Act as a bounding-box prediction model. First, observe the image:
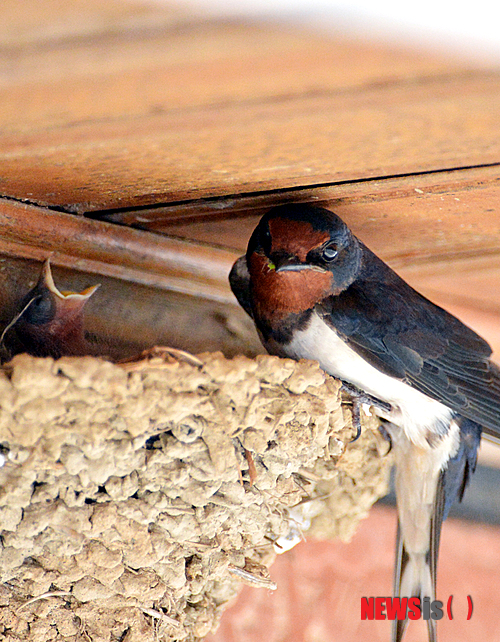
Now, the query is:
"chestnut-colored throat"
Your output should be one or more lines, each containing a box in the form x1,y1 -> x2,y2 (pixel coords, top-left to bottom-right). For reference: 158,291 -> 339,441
249,252 -> 333,325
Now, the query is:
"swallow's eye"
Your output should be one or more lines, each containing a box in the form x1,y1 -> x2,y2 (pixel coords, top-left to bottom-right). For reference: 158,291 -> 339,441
322,243 -> 338,261
24,295 -> 53,325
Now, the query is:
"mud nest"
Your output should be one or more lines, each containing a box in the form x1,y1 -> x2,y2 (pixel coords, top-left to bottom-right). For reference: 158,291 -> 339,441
0,350 -> 391,642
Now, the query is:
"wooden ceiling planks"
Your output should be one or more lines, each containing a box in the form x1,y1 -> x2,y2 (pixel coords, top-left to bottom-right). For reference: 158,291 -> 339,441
1,24 -> 472,138
0,1 -> 499,212
1,73 -> 499,211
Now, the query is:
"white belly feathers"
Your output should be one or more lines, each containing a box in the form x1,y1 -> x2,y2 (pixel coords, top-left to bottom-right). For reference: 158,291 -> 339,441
285,312 -> 454,450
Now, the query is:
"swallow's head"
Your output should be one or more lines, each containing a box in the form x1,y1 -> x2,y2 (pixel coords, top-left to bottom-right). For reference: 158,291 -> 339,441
3,259 -> 100,357
21,259 -> 98,324
246,204 -> 362,320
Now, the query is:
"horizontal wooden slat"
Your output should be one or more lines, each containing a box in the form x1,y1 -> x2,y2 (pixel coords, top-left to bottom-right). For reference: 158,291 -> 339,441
0,255 -> 262,360
124,167 -> 500,264
100,164 -> 500,228
2,188 -> 500,357
1,73 -> 499,211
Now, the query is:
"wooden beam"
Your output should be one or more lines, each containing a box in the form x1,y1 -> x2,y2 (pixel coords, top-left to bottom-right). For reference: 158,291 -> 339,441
0,199 -> 236,302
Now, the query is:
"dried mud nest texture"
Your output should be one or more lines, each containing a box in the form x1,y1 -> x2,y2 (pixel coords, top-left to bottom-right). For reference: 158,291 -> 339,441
0,351 -> 391,642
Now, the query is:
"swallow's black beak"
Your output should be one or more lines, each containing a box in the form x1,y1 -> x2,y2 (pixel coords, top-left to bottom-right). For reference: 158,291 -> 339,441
276,263 -> 309,272
270,253 -> 308,272
271,253 -> 326,273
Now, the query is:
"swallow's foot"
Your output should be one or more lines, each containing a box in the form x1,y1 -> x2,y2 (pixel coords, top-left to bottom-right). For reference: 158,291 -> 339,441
350,399 -> 362,442
340,381 -> 392,443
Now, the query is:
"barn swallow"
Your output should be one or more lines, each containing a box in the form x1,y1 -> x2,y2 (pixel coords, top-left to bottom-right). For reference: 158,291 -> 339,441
229,203 -> 498,642
1,259 -> 100,358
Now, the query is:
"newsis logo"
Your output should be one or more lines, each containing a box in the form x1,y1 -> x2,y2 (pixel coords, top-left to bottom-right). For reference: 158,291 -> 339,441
361,596 -> 473,621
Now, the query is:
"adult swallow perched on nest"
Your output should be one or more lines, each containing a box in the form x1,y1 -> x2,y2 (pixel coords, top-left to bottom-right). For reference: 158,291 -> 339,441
1,259 -> 100,359
229,203 -> 497,641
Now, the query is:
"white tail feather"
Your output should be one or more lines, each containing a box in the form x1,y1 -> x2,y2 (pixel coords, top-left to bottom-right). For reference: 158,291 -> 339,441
400,552 -> 434,601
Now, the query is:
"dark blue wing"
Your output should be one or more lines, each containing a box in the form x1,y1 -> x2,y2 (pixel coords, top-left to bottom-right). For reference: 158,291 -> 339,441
319,244 -> 500,437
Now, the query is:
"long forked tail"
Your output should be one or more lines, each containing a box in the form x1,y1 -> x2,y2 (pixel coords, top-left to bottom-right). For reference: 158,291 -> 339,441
392,518 -> 439,642
392,417 -> 481,642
